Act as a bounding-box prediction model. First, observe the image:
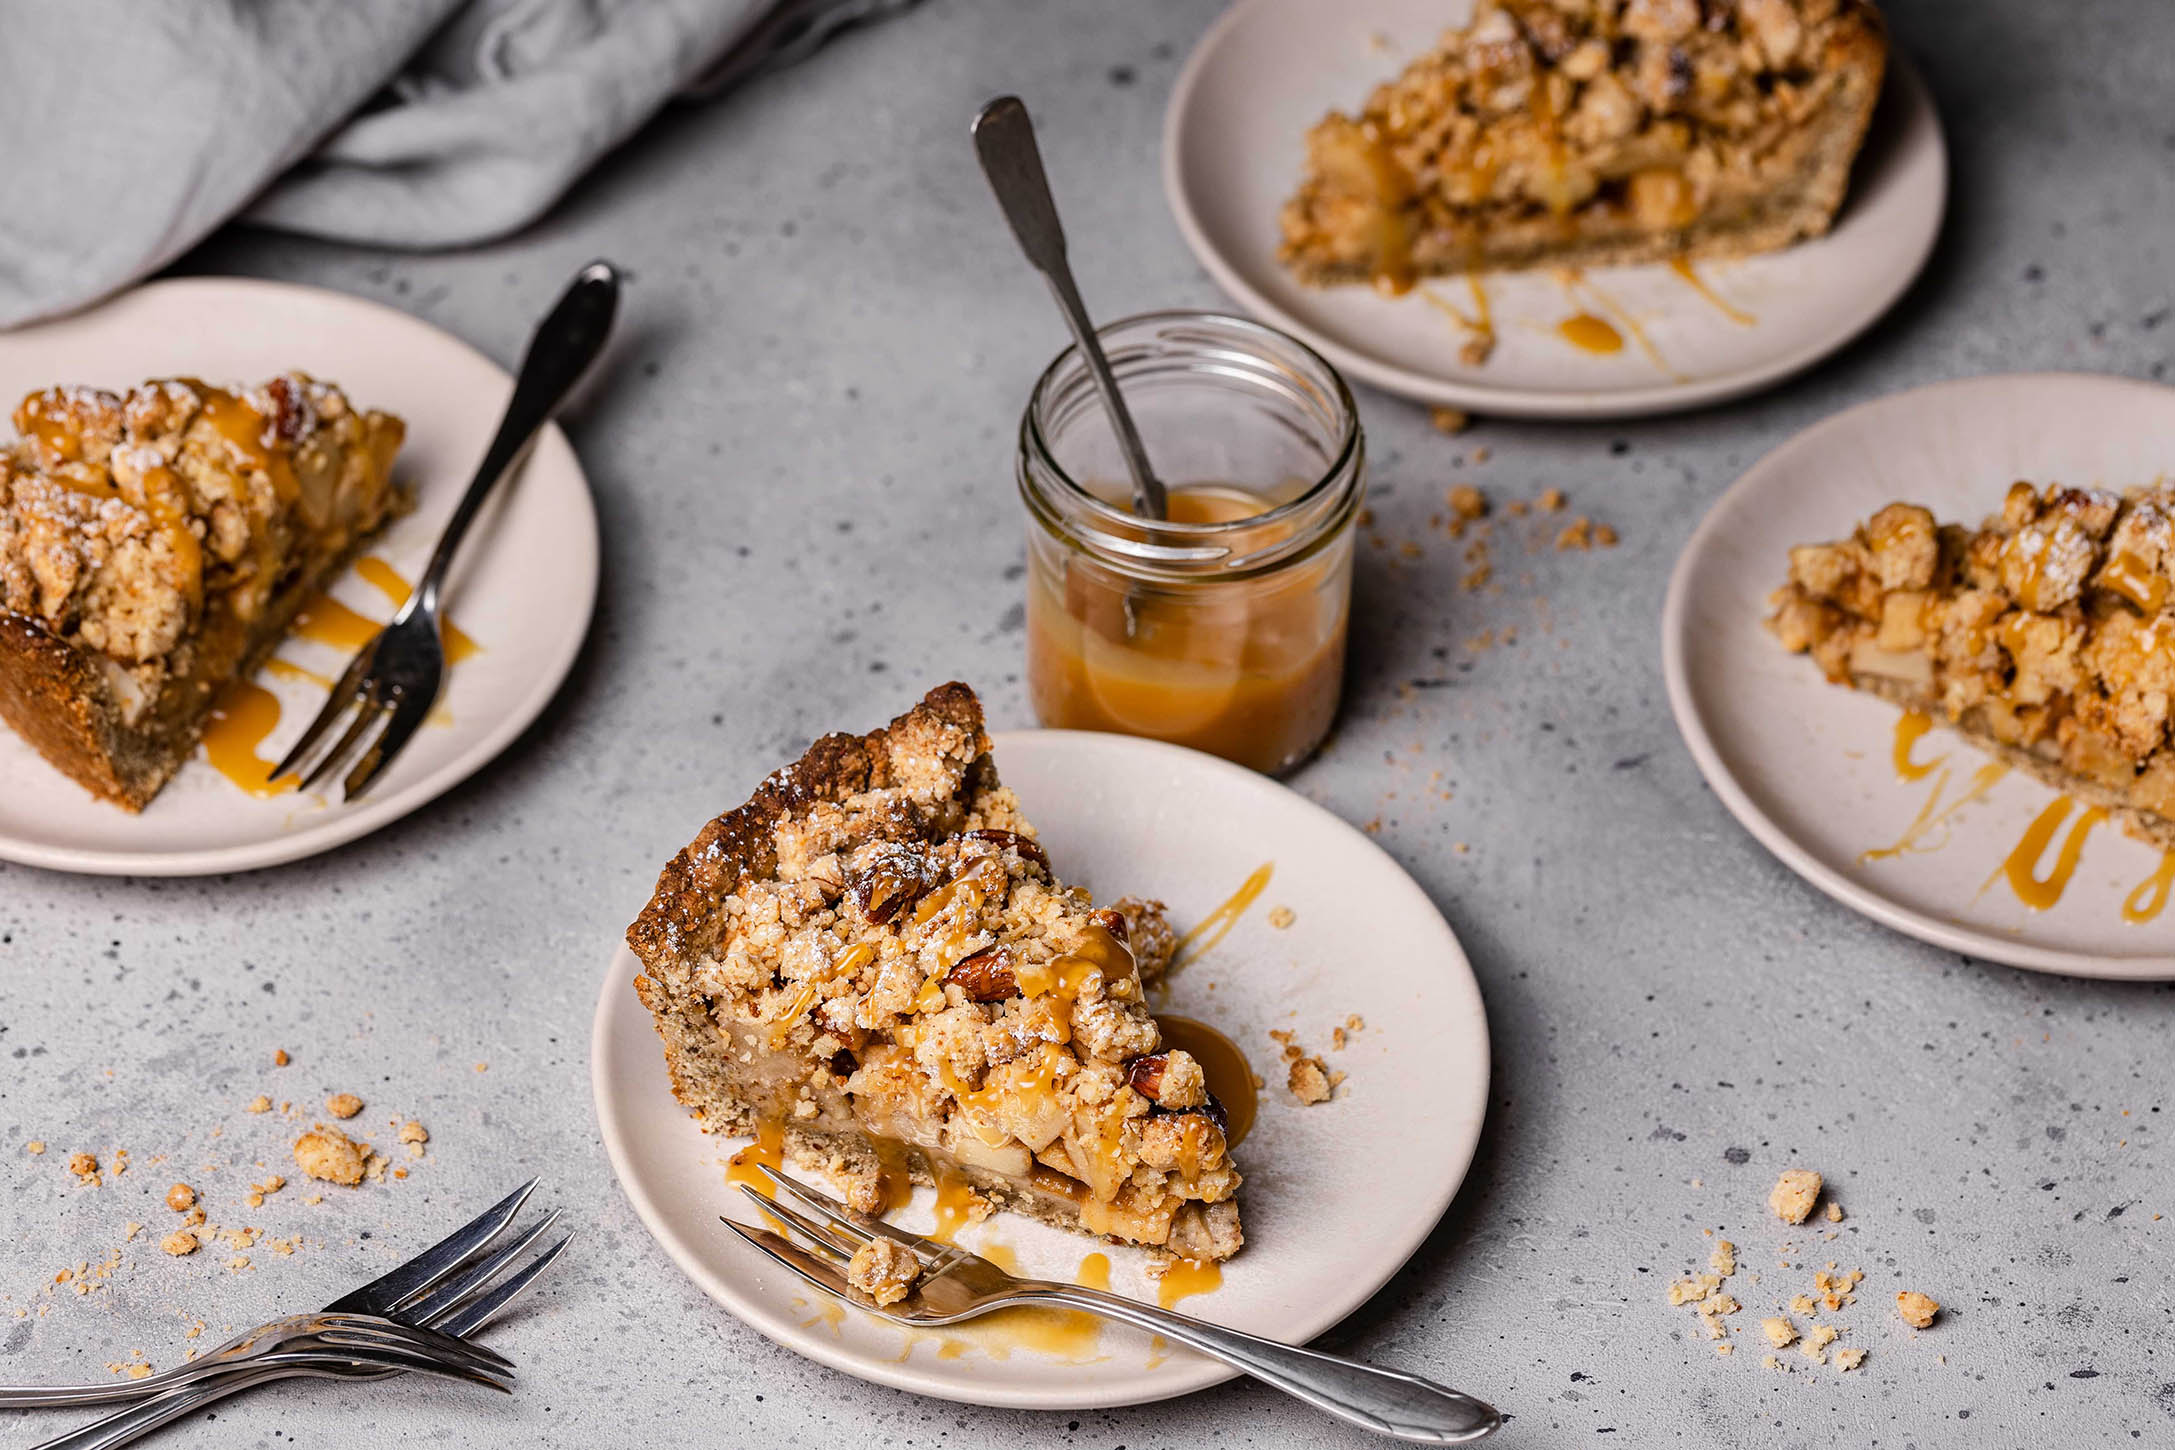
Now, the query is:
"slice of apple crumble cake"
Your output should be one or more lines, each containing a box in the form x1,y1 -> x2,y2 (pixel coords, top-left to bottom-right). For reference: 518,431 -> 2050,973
1769,483 -> 2175,848
627,683 -> 1244,1260
0,375 -> 405,809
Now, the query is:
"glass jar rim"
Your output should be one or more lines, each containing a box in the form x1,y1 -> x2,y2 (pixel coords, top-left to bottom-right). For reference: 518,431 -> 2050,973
1019,309 -> 1363,562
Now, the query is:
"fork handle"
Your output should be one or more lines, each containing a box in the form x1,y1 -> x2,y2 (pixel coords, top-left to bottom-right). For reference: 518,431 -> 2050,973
30,1367 -> 296,1450
407,260 -> 620,620
1016,1284 -> 1500,1444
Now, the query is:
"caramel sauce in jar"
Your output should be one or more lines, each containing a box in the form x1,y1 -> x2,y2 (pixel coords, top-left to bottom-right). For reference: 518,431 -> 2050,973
1018,313 -> 1364,776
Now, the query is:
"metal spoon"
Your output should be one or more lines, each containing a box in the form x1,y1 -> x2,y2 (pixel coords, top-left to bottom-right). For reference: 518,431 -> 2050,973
972,95 -> 1167,521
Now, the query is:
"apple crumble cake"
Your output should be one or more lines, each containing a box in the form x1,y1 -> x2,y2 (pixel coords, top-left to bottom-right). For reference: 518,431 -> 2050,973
628,683 -> 1245,1261
1769,483 -> 2175,849
0,375 -> 405,808
1279,0 -> 1888,292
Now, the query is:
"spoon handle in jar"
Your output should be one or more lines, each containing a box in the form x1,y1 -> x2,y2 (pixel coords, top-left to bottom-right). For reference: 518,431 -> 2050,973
971,94 -> 1167,520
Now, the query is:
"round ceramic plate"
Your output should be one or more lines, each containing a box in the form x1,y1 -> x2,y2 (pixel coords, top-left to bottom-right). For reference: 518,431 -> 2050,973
1664,373 -> 2175,979
0,278 -> 599,876
1164,0 -> 1948,419
592,728 -> 1492,1409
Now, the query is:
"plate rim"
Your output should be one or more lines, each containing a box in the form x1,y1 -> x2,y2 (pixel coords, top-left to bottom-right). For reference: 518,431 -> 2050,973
590,726 -> 1493,1409
1161,0 -> 1950,420
1661,368 -> 2175,980
0,275 -> 600,878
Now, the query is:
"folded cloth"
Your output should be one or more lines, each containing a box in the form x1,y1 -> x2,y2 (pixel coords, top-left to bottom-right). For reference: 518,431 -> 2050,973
0,0 -> 911,328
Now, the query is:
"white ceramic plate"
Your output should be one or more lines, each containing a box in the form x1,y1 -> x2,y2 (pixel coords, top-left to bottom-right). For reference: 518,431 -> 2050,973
592,728 -> 1492,1409
1664,373 -> 2175,979
1164,0 -> 1948,419
0,278 -> 599,876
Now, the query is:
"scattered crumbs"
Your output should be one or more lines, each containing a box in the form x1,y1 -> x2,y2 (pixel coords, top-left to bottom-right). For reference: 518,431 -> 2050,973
160,1231 -> 199,1257
1834,1347 -> 1867,1372
165,1184 -> 196,1212
1429,405 -> 1470,434
474,1062 -> 488,1073
325,1093 -> 364,1120
1825,1200 -> 1844,1223
1537,487 -> 1566,512
1505,498 -> 1527,516
1801,1323 -> 1839,1365
1472,446 -> 1491,464
67,1152 -> 101,1187
273,1049 -> 291,1067
245,1096 -> 272,1114
1266,905 -> 1295,930
293,1126 -> 369,1187
25,1141 -> 45,1155
123,1222 -> 143,1242
127,1361 -> 152,1380
1447,484 -> 1488,520
1769,1168 -> 1822,1225
1761,1354 -> 1783,1371
1709,1240 -> 1735,1277
227,1257 -> 251,1273
1790,1293 -> 1818,1316
1594,523 -> 1619,548
109,1148 -> 129,1178
1453,841 -> 1470,854
1761,1317 -> 1798,1349
1556,516 -> 1595,550
1896,1291 -> 1940,1329
1714,1342 -> 1734,1356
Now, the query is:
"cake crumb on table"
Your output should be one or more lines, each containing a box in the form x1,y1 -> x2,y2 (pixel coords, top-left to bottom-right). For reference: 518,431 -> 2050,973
325,1093 -> 363,1120
1710,1239 -> 1736,1276
165,1184 -> 195,1212
1447,484 -> 1488,520
293,1125 -> 369,1187
1429,405 -> 1470,434
273,1049 -> 290,1067
67,1153 -> 100,1187
160,1231 -> 199,1257
1896,1291 -> 1940,1328
245,1096 -> 271,1114
1761,1316 -> 1798,1348
846,1238 -> 922,1307
1834,1347 -> 1867,1372
1266,905 -> 1295,930
1825,1200 -> 1844,1222
1537,487 -> 1566,512
25,1141 -> 45,1155
1769,1168 -> 1822,1224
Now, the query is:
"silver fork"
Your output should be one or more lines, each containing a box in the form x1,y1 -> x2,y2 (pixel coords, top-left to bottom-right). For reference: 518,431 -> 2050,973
270,261 -> 620,802
23,1179 -> 572,1449
726,1165 -> 1501,1444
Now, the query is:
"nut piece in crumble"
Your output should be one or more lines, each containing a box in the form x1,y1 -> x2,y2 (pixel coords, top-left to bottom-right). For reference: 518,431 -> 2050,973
1895,1290 -> 1939,1328
293,1125 -> 369,1186
1768,1167 -> 1821,1224
626,684 -> 1246,1261
1280,0 -> 1887,292
846,1238 -> 922,1306
1769,483 -> 2175,849
0,375 -> 405,810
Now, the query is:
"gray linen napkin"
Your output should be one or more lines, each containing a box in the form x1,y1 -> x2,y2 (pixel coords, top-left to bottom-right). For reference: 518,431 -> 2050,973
0,0 -> 908,328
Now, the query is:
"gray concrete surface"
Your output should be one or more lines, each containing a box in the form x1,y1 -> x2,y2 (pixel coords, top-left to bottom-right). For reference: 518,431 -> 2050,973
4,0 -> 2171,1444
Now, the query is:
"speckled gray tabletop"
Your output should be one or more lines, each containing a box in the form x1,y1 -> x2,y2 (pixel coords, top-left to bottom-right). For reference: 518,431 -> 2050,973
3,0 -> 2170,1444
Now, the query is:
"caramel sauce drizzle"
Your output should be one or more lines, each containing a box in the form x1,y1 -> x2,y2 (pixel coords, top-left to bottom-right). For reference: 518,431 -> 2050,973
2123,851 -> 2175,925
1552,269 -> 1682,378
199,682 -> 299,798
1169,862 -> 1274,973
1154,1015 -> 1258,1148
1420,277 -> 1496,361
1986,796 -> 2107,912
1155,1256 -> 1223,1309
1891,710 -> 1944,783
1556,313 -> 1624,355
1860,761 -> 2009,864
1668,258 -> 1756,326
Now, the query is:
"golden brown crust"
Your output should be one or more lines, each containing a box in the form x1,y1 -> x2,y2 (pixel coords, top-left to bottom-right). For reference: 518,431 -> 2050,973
0,610 -> 139,808
627,681 -> 987,977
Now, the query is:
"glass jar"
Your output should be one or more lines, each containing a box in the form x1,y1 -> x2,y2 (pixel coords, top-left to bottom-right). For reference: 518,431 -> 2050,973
1017,312 -> 1365,775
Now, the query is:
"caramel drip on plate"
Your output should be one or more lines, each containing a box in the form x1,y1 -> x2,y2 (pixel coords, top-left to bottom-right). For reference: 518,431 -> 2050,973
1155,1256 -> 1223,1309
201,681 -> 299,797
1556,313 -> 1624,354
922,1249 -> 1111,1363
1986,796 -> 2107,912
261,657 -> 333,690
2123,851 -> 2175,925
291,593 -> 384,653
928,1165 -> 980,1244
1169,862 -> 1274,972
725,1120 -> 784,1190
1420,277 -> 1495,360
1860,761 -> 2009,864
1154,1015 -> 1258,1148
1891,710 -> 1944,783
355,557 -> 483,663
1668,258 -> 1756,326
